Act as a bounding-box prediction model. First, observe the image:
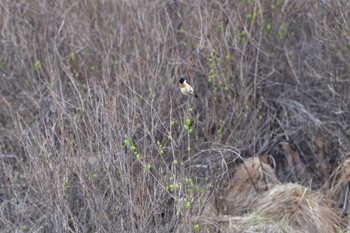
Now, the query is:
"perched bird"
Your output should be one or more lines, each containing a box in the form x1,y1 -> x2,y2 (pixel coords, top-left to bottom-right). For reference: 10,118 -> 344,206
178,77 -> 198,98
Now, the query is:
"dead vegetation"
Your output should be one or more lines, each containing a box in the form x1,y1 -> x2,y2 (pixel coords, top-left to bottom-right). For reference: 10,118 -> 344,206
1,0 -> 350,232
200,157 -> 279,219
193,162 -> 343,233
251,184 -> 342,233
324,156 -> 350,226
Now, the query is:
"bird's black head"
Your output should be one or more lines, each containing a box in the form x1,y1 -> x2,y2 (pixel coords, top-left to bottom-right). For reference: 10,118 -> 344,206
179,77 -> 185,84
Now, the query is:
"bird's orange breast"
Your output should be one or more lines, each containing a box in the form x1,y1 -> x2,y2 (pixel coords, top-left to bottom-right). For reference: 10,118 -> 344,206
179,83 -> 186,88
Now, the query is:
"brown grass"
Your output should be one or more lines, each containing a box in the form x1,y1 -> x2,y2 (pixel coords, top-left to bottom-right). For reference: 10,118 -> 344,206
323,156 -> 350,226
252,184 -> 342,233
222,157 -> 279,215
194,184 -> 342,233
200,157 -> 279,218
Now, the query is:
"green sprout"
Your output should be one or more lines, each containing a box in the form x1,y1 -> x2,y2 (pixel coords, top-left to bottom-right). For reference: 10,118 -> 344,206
315,163 -> 320,170
167,184 -> 174,191
240,30 -> 246,43
208,52 -> 215,82
336,50 -> 343,57
185,201 -> 191,210
123,139 -> 131,147
82,83 -> 87,92
247,13 -> 253,20
156,140 -> 164,155
217,129 -> 223,137
34,60 -> 41,69
278,23 -> 287,39
135,153 -> 141,160
21,225 -> 29,232
185,177 -> 193,184
210,50 -> 215,57
70,52 -> 76,61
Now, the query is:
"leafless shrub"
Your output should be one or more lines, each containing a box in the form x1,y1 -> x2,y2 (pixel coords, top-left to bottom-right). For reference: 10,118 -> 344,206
1,0 -> 350,232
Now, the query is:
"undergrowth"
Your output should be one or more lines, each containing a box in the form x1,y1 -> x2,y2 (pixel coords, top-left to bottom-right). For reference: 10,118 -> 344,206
1,0 -> 350,232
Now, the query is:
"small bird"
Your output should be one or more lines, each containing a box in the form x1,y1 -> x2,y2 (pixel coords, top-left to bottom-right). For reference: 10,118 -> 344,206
179,77 -> 198,98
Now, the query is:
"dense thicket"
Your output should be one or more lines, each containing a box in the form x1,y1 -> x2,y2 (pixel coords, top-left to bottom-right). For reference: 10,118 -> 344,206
1,0 -> 350,232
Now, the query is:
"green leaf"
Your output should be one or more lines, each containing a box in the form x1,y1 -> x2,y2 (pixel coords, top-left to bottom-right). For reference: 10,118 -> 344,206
34,60 -> 41,69
70,52 -> 76,61
185,201 -> 191,209
123,139 -> 131,147
168,184 -> 174,191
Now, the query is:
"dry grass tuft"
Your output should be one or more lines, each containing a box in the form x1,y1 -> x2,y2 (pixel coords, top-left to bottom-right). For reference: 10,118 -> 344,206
251,183 -> 341,233
192,215 -> 305,233
222,157 -> 280,215
194,183 -> 342,233
201,157 -> 279,218
323,156 -> 350,220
